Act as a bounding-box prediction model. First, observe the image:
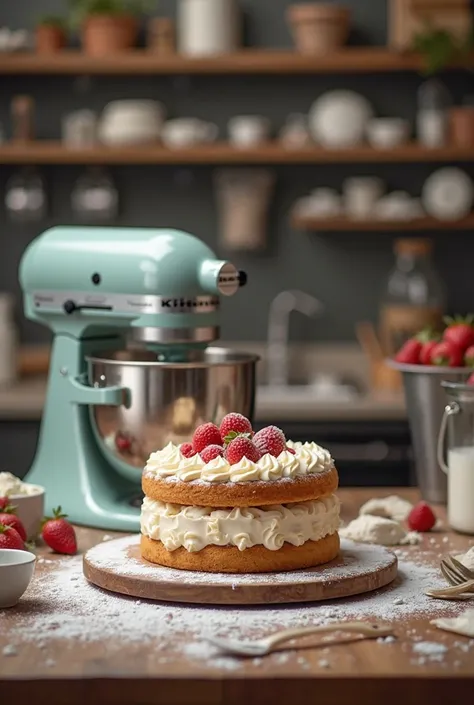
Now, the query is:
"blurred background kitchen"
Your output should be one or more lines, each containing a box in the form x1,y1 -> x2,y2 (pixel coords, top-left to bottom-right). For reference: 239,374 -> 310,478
1,0 -> 474,487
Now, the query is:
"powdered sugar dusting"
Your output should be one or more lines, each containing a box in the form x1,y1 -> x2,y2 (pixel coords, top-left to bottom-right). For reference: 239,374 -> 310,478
85,534 -> 394,589
0,535 -> 463,674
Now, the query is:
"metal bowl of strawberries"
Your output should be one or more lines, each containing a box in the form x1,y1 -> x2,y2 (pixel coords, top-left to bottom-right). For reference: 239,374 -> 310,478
388,315 -> 474,504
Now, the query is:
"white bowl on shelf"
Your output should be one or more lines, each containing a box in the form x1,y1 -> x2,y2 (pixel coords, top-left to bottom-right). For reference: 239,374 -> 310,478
366,118 -> 410,149
98,100 -> 165,146
422,168 -> 474,221
0,549 -> 36,608
309,90 -> 373,148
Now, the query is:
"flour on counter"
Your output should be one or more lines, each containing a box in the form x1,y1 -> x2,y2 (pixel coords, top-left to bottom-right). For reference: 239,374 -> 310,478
359,496 -> 413,523
339,515 -> 421,547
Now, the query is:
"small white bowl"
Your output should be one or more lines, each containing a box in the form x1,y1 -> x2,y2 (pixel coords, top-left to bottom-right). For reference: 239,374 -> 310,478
8,489 -> 45,541
0,549 -> 36,608
366,118 -> 410,149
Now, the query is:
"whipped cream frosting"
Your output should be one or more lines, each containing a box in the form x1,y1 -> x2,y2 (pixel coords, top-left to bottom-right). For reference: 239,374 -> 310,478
141,494 -> 340,552
144,440 -> 334,484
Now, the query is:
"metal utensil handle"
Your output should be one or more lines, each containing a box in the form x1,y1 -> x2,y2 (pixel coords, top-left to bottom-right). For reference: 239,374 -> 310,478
437,401 -> 460,474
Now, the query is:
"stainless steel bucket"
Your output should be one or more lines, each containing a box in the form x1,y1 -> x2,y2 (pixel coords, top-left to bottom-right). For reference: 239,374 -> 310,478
390,361 -> 471,504
86,347 -> 259,483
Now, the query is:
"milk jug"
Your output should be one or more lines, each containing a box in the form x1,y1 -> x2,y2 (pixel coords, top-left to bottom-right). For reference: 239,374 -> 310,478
438,382 -> 474,534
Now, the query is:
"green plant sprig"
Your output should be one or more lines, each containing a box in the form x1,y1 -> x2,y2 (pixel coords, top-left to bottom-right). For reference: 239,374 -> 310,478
68,0 -> 155,27
413,25 -> 473,76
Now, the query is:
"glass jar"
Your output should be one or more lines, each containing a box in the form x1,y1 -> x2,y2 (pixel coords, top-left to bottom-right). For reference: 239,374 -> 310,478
438,382 -> 474,534
417,78 -> 452,148
380,238 -> 445,355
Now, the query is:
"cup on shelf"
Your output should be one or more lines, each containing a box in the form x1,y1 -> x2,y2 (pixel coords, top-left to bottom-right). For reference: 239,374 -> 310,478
98,100 -> 165,146
162,118 -> 218,148
228,115 -> 271,148
366,117 -> 410,149
449,106 -> 474,148
343,177 -> 385,220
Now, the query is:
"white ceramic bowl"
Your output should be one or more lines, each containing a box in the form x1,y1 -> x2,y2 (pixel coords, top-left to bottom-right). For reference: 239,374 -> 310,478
309,90 -> 373,148
0,549 -> 36,608
366,117 -> 410,149
8,488 -> 45,541
99,100 -> 165,146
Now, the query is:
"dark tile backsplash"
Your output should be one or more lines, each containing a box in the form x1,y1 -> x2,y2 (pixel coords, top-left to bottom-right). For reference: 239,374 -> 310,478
2,0 -> 474,345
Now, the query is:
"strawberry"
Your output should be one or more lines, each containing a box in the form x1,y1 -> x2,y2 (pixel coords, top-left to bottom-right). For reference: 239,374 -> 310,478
253,425 -> 286,457
443,315 -> 474,352
465,345 -> 474,366
219,413 -> 253,444
394,338 -> 422,365
115,432 -> 132,453
430,340 -> 464,367
0,497 -> 10,511
0,512 -> 26,541
180,442 -> 196,458
468,372 -> 474,385
192,423 -> 222,453
200,444 -> 224,463
0,523 -> 25,550
225,437 -> 261,464
415,328 -> 441,366
42,507 -> 77,555
407,501 -> 436,532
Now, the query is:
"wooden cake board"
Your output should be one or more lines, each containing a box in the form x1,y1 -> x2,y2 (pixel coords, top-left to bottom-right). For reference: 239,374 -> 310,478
83,535 -> 398,605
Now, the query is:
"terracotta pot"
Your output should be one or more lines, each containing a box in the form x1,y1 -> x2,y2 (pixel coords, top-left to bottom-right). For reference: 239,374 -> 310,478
287,3 -> 350,55
35,25 -> 67,54
450,107 -> 474,147
81,15 -> 138,56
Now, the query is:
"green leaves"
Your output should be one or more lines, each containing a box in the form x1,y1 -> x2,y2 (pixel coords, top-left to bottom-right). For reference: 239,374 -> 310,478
69,0 -> 154,26
413,26 -> 472,76
223,431 -> 251,446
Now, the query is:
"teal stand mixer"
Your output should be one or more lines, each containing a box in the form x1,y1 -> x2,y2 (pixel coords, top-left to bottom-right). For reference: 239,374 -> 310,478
20,227 -> 257,531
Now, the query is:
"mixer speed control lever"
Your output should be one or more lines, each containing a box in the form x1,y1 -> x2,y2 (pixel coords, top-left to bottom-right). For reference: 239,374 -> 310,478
63,299 -> 112,315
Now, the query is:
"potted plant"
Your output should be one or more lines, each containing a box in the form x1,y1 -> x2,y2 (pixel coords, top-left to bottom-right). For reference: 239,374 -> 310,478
69,0 -> 152,57
35,15 -> 68,54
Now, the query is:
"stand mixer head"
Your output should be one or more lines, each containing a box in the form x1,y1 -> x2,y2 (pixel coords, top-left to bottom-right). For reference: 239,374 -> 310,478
20,227 -> 257,530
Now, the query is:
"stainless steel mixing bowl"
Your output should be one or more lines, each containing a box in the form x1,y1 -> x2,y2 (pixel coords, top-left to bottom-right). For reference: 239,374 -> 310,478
86,347 -> 259,483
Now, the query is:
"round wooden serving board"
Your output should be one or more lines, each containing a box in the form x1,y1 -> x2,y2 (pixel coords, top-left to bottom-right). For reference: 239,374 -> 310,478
83,535 -> 398,605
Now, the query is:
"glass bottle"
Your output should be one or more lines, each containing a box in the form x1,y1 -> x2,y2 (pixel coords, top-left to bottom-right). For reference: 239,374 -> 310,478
417,78 -> 452,148
380,238 -> 445,355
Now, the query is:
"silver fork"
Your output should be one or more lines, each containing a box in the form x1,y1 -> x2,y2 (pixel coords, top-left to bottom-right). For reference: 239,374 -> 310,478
205,621 -> 394,657
426,556 -> 474,599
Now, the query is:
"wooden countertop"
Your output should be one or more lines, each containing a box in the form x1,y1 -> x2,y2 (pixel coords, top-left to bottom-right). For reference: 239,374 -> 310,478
1,489 -> 473,704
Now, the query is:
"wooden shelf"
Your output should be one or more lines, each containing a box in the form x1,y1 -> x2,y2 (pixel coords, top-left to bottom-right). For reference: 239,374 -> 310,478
0,48 -> 466,75
1,141 -> 474,165
291,214 -> 474,231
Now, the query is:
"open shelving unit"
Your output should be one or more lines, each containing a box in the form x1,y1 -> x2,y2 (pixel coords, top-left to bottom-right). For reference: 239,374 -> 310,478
1,141 -> 474,165
290,213 -> 474,232
0,48 -> 444,75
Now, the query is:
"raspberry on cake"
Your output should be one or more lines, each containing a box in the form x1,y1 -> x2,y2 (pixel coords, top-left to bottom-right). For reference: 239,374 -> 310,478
140,419 -> 340,574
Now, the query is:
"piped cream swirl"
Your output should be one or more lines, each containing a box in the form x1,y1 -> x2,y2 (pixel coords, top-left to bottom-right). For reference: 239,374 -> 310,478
140,494 -> 341,552
144,440 -> 334,484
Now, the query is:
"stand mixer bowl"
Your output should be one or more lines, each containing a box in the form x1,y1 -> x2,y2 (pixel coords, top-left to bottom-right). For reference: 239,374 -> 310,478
87,347 -> 258,483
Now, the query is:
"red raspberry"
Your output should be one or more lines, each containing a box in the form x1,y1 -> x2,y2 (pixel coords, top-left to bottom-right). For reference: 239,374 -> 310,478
220,413 -> 253,443
192,423 -> 222,453
225,437 -> 261,464
253,425 -> 286,457
180,442 -> 196,458
407,501 -> 437,532
0,512 -> 27,541
286,446 -> 296,455
200,444 -> 224,463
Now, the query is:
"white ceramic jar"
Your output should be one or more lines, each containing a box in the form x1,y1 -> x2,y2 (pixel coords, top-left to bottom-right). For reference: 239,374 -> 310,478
178,0 -> 240,56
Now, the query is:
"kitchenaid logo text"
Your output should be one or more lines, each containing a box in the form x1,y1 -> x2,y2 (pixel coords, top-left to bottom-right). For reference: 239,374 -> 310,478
159,297 -> 219,310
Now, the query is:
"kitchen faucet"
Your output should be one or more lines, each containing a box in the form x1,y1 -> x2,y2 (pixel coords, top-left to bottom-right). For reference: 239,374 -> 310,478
266,290 -> 323,387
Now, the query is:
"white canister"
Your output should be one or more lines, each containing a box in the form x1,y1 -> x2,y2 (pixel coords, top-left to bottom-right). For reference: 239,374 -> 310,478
228,115 -> 271,147
178,0 -> 240,56
343,177 -> 385,220
0,294 -> 18,386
